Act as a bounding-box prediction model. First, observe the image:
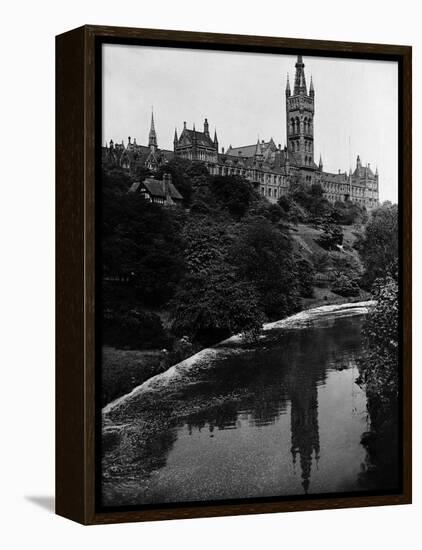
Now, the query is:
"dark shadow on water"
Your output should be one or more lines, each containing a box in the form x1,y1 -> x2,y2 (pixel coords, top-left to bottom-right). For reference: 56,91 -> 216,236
25,495 -> 55,513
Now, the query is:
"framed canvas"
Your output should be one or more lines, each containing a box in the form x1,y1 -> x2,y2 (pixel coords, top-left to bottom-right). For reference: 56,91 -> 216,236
56,25 -> 412,525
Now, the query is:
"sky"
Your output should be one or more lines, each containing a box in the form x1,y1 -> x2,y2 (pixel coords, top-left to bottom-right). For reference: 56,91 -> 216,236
103,44 -> 398,203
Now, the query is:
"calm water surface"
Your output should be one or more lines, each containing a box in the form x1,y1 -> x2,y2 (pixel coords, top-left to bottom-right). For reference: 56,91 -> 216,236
103,306 -> 385,506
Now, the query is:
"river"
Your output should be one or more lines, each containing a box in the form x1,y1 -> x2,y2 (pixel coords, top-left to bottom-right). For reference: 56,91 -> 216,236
102,301 -> 396,507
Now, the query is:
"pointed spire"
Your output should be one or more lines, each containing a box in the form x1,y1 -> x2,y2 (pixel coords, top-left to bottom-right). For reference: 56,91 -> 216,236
213,128 -> 218,152
375,165 -> 379,176
309,75 -> 315,97
148,107 -> 157,150
255,138 -> 263,159
319,154 -> 323,170
294,55 -> 307,95
173,127 -> 178,146
285,73 -> 291,97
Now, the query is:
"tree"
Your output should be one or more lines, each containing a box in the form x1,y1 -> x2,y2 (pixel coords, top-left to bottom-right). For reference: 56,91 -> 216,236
330,251 -> 363,280
355,202 -> 398,288
210,175 -> 258,219
332,200 -> 367,225
316,223 -> 344,250
101,170 -> 186,306
357,275 -> 399,488
171,266 -> 264,344
231,218 -> 299,319
156,157 -> 208,206
170,215 -> 265,343
295,257 -> 315,298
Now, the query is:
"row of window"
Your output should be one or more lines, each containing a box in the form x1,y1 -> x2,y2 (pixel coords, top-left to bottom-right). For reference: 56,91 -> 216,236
289,116 -> 313,135
260,186 -> 287,199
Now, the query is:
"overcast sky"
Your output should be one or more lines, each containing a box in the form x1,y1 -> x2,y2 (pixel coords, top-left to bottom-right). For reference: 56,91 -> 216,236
103,44 -> 398,203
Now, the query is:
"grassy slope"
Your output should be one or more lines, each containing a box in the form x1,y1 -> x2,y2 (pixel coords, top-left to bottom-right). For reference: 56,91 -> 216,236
291,223 -> 370,309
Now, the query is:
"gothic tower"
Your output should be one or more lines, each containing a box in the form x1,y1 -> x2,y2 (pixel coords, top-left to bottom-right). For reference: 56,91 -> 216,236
148,109 -> 158,152
286,56 -> 315,169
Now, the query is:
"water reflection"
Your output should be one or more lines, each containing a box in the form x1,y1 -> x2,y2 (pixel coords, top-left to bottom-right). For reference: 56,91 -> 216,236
102,313 -> 396,507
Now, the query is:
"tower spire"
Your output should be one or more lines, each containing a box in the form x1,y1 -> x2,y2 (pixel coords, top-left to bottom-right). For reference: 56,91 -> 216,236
213,128 -> 219,152
255,138 -> 263,159
148,107 -> 157,150
294,55 -> 307,95
285,73 -> 291,97
173,127 -> 178,152
309,75 -> 314,97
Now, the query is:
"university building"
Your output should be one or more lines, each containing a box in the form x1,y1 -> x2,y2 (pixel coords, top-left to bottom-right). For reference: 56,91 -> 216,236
102,56 -> 379,209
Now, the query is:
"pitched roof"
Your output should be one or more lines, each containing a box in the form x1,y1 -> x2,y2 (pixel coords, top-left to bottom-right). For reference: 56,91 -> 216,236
226,140 -> 278,158
180,128 -> 215,148
132,177 -> 183,200
353,164 -> 375,178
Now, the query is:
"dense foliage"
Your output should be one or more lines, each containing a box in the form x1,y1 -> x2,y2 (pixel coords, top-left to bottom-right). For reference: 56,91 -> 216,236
279,182 -> 367,226
355,203 -> 399,487
355,202 -> 398,289
101,165 -> 312,350
358,276 -> 399,398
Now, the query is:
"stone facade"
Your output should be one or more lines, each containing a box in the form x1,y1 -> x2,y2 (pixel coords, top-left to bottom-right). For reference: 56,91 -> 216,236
102,56 -> 379,210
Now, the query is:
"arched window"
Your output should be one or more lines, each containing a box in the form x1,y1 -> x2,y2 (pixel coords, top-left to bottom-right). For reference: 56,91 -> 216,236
295,117 -> 300,134
290,118 -> 294,134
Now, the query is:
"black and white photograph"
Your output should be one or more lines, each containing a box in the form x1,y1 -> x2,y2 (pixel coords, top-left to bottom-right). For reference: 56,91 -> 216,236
99,44 -> 400,508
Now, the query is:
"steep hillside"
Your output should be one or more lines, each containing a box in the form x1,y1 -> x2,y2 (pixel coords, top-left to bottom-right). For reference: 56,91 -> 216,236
290,223 -> 370,308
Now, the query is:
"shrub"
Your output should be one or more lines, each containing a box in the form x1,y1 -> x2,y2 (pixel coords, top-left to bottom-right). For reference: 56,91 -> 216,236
103,308 -> 169,349
331,274 -> 360,297
316,224 -> 344,250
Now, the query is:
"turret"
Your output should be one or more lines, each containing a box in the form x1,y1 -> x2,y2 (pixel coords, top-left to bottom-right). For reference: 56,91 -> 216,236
213,129 -> 219,152
319,154 -> 323,171
203,118 -> 209,137
285,73 -> 291,97
255,139 -> 263,160
173,127 -> 178,152
293,55 -> 307,95
309,76 -> 315,98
